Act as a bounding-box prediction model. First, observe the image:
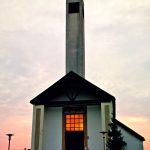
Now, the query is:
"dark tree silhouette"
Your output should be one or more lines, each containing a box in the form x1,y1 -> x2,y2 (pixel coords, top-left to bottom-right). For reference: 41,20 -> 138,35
106,118 -> 126,150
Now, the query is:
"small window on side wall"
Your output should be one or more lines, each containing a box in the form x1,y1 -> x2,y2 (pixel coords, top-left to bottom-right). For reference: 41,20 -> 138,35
69,2 -> 80,13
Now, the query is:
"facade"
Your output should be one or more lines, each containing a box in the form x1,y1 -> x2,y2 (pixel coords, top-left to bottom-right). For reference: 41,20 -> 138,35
30,0 -> 145,150
30,72 -> 115,150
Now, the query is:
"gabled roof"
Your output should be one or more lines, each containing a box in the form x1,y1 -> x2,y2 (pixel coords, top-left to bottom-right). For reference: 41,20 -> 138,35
30,71 -> 115,106
116,120 -> 145,141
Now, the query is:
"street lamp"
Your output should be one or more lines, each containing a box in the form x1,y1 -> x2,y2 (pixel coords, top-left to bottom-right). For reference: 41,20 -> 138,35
6,134 -> 14,150
100,131 -> 107,150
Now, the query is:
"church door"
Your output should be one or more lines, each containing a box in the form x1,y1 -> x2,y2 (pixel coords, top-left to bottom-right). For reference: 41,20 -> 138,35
65,131 -> 84,150
64,112 -> 87,150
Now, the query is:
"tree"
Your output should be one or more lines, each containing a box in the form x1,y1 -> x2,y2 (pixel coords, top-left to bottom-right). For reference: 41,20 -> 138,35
106,118 -> 126,150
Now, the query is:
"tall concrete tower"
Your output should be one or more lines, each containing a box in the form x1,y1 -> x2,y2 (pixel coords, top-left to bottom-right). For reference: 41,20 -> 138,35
66,0 -> 85,77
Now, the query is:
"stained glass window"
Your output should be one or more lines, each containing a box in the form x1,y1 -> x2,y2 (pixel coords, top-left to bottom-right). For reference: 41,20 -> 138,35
65,114 -> 84,131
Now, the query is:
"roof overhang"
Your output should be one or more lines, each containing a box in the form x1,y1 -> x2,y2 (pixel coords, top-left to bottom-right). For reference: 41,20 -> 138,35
30,71 -> 115,106
116,119 -> 145,141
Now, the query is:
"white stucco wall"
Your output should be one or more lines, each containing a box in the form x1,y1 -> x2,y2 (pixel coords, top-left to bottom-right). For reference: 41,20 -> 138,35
87,105 -> 103,150
118,126 -> 144,150
42,107 -> 62,150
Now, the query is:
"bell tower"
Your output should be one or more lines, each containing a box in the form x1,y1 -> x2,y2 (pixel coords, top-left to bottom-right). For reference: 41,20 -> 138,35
66,0 -> 85,77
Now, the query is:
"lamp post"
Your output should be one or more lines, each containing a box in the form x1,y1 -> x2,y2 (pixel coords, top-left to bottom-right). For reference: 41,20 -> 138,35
100,131 -> 107,150
6,134 -> 14,150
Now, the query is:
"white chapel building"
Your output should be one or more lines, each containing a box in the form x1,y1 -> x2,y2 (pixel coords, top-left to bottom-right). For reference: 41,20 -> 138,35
30,0 -> 145,150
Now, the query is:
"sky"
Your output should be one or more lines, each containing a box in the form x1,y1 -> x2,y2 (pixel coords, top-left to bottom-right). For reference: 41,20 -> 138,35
0,0 -> 150,149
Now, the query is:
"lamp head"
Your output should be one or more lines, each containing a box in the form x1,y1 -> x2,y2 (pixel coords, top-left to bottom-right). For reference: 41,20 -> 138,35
6,134 -> 14,140
100,131 -> 107,134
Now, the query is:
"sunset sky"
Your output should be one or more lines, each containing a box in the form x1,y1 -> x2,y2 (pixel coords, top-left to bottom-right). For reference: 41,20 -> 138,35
0,0 -> 150,149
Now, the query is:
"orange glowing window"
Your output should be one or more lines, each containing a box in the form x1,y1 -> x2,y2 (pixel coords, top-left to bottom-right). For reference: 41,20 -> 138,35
65,114 -> 84,131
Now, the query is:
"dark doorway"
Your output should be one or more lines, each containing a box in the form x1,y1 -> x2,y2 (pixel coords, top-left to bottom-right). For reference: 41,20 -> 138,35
65,131 -> 84,150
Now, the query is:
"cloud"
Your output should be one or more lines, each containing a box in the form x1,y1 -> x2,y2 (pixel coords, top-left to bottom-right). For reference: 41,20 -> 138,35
0,0 -> 150,149
0,0 -> 65,32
